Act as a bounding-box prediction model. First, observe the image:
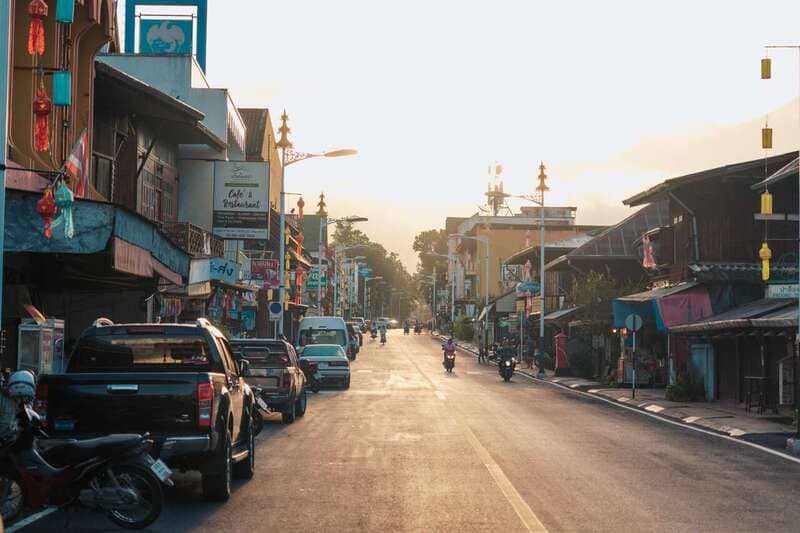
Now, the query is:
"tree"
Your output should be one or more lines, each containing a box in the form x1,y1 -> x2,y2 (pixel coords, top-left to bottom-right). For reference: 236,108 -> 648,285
412,229 -> 449,274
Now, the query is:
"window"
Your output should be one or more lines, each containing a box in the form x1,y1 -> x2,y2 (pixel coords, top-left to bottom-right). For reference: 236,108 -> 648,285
70,335 -> 212,372
92,154 -> 113,199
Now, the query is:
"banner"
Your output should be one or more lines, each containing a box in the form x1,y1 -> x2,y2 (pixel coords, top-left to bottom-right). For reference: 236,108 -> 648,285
250,258 -> 279,289
213,161 -> 269,240
306,266 -> 328,290
139,19 -> 193,54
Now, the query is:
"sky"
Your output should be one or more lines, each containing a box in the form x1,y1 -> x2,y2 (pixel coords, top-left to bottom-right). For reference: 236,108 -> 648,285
119,0 -> 800,270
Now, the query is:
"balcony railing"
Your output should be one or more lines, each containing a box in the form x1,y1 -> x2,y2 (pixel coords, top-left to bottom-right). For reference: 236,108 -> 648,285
162,222 -> 224,258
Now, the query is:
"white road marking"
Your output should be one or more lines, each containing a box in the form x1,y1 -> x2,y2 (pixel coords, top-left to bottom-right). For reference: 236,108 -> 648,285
356,369 -> 373,373
435,390 -> 447,400
515,371 -> 800,466
7,507 -> 58,532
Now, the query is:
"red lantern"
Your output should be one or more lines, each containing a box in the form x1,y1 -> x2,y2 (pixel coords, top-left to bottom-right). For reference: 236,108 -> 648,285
297,196 -> 305,219
33,87 -> 52,152
36,188 -> 57,238
27,0 -> 48,56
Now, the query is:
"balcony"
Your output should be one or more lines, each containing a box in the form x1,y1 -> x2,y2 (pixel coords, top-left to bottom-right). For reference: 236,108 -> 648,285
162,222 -> 224,258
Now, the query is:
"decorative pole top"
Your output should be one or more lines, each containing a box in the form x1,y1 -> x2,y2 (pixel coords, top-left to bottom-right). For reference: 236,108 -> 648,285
277,110 -> 293,150
536,161 -> 549,193
317,192 -> 328,215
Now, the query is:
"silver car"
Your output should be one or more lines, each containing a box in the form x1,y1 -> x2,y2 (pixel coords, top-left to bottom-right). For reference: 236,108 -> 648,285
299,344 -> 351,389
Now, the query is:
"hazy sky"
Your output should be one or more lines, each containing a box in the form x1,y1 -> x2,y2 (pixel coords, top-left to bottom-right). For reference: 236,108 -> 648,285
119,1 -> 800,269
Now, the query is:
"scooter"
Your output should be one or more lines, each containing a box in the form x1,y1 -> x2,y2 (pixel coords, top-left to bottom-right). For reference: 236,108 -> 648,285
413,324 -> 422,335
443,350 -> 456,373
380,331 -> 387,344
403,325 -> 410,335
249,385 -> 271,437
499,357 -> 516,382
0,400 -> 171,529
370,329 -> 378,341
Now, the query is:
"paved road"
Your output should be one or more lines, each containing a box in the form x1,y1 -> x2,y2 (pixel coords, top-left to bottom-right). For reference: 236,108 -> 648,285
24,331 -> 800,532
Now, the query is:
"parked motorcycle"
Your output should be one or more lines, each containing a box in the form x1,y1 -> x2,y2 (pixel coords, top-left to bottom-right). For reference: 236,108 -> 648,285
499,357 -> 516,382
0,371 -> 171,529
249,385 -> 271,437
443,350 -> 456,373
299,359 -> 321,394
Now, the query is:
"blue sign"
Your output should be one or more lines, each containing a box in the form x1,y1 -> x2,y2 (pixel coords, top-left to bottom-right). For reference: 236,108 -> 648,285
139,19 -> 193,54
189,257 -> 240,285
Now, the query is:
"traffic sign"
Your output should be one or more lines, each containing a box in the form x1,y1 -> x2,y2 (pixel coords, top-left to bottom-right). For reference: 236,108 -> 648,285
269,302 -> 283,321
625,313 -> 643,332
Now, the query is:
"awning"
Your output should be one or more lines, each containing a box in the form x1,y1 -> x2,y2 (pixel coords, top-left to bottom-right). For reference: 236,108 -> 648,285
544,306 -> 581,323
477,303 -> 494,322
752,156 -> 798,191
670,298 -> 796,333
5,189 -> 189,283
612,282 -> 713,331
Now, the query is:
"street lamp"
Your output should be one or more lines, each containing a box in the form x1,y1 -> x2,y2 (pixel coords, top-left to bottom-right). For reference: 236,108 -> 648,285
276,111 -> 357,334
317,216 -> 368,315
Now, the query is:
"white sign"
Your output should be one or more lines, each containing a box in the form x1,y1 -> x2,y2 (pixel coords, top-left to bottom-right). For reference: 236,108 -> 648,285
269,301 -> 283,320
212,161 -> 269,240
766,284 -> 800,299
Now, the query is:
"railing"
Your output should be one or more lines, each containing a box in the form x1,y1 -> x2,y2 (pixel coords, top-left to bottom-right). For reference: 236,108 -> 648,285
161,222 -> 224,258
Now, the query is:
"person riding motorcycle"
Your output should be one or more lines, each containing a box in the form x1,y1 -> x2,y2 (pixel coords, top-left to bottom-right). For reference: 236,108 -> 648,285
379,322 -> 387,343
370,321 -> 378,339
403,320 -> 410,335
442,337 -> 456,363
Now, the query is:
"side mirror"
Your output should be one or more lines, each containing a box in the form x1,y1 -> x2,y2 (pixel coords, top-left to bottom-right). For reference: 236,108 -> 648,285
238,358 -> 251,376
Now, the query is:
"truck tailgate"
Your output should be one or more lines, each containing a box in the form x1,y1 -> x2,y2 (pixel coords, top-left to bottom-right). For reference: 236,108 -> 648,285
43,373 -> 203,436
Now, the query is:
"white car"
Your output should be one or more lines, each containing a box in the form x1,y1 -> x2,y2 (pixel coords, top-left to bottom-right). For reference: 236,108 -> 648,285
299,344 -> 351,389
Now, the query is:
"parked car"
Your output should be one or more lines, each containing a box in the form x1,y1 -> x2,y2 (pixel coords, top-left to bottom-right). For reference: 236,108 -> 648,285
296,316 -> 352,359
230,338 -> 307,424
36,318 -> 256,502
298,344 -> 351,389
352,317 -> 367,332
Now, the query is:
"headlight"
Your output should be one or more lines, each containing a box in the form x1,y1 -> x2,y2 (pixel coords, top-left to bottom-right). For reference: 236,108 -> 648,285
504,361 -> 511,366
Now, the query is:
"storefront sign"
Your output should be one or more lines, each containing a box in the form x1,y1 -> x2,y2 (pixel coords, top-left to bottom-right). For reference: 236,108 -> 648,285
213,161 -> 269,240
189,257 -> 241,285
139,19 -> 193,54
250,259 -> 279,289
502,264 -> 522,283
306,266 -> 328,290
766,284 -> 800,299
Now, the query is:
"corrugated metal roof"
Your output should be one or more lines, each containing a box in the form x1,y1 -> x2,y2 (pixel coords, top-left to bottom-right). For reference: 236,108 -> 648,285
752,156 -> 798,190
543,306 -> 581,322
669,298 -> 795,333
751,305 -> 798,328
616,281 -> 699,303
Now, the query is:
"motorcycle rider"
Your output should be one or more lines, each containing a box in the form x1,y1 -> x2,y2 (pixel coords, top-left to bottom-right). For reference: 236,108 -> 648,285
370,321 -> 378,339
379,322 -> 387,343
442,337 -> 456,364
403,320 -> 410,335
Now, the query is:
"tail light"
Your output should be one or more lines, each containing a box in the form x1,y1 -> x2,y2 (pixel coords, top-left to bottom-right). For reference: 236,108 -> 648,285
34,383 -> 48,427
329,360 -> 349,367
197,381 -> 213,428
281,372 -> 291,389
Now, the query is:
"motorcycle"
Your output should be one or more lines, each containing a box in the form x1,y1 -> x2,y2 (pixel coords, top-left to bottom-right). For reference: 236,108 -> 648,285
499,357 -> 516,382
443,350 -> 456,373
413,324 -> 422,335
249,385 -> 271,437
370,329 -> 378,341
380,331 -> 387,344
0,393 -> 171,529
403,325 -> 410,335
299,359 -> 321,394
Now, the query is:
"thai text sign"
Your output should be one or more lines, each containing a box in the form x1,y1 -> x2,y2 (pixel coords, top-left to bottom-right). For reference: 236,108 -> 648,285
306,266 -> 328,290
189,257 -> 241,285
766,284 -> 800,299
213,161 -> 269,240
250,259 -> 279,289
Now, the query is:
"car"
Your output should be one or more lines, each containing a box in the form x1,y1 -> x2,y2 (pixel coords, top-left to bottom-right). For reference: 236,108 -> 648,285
37,318 -> 256,502
352,317 -> 367,332
297,316 -> 352,359
230,338 -> 308,424
299,344 -> 351,389
388,319 -> 400,329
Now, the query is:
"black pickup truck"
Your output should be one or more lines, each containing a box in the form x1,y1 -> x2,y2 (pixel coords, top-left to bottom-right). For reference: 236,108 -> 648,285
36,318 -> 256,502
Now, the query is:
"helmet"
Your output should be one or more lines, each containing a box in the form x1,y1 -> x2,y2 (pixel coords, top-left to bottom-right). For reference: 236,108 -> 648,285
7,370 -> 35,400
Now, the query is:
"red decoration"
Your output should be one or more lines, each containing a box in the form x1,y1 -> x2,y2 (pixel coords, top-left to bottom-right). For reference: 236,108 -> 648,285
295,232 -> 304,255
27,0 -> 48,56
33,87 -> 52,152
297,197 -> 305,219
36,188 -> 57,238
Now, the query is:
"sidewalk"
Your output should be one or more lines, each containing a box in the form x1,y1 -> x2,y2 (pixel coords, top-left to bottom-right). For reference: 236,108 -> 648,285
437,333 -> 796,452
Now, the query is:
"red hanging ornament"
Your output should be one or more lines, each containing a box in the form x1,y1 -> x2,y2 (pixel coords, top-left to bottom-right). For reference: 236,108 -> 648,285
33,87 -> 52,152
295,231 -> 304,255
27,0 -> 48,56
36,188 -> 57,238
297,196 -> 305,219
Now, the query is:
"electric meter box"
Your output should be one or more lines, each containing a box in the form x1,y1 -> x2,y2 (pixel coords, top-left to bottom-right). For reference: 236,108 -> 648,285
17,318 -> 65,375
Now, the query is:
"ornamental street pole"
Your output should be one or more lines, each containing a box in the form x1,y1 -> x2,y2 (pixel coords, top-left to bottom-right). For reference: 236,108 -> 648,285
0,3 -> 10,329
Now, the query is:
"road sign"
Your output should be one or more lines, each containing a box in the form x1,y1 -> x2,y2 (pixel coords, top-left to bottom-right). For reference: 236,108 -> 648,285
625,313 -> 643,331
269,301 -> 283,321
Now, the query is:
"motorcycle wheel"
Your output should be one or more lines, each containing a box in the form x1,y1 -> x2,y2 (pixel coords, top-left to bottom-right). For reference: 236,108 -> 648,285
0,472 -> 23,524
503,373 -> 512,382
253,408 -> 265,436
105,464 -> 164,530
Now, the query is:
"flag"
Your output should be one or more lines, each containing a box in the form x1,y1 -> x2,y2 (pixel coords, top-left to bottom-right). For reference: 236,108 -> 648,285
642,234 -> 657,269
65,129 -> 88,198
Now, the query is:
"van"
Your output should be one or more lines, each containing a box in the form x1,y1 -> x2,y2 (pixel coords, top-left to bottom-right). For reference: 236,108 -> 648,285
296,317 -> 350,356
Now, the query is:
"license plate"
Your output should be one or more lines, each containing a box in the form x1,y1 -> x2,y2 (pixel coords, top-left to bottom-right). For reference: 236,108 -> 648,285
149,459 -> 172,482
256,397 -> 269,410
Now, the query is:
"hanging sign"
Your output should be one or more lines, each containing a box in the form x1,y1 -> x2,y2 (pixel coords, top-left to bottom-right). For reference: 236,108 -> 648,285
139,19 -> 193,54
189,257 -> 241,285
306,266 -> 328,290
250,259 -> 279,289
213,161 -> 269,240
766,284 -> 800,299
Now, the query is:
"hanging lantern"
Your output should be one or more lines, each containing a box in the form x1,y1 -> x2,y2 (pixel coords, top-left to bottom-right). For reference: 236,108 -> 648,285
32,87 -> 52,152
760,190 -> 773,215
297,196 -> 305,219
52,182 -> 75,238
27,0 -> 48,56
36,188 -> 57,238
762,127 -> 773,150
55,0 -> 74,23
52,70 -> 71,106
761,57 -> 771,80
759,242 -> 772,281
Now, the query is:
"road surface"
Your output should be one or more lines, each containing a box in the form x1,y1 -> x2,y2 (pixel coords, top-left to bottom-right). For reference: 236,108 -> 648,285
23,331 -> 800,532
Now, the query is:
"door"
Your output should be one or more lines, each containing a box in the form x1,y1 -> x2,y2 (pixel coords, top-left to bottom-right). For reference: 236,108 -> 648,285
217,338 -> 244,443
690,343 -> 715,401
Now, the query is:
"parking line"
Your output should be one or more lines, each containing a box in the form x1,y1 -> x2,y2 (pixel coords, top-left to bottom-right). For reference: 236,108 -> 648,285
7,507 -> 58,532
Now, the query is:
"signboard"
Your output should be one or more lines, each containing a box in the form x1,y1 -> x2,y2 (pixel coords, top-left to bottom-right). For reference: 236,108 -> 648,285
250,259 -> 279,289
269,301 -> 283,321
625,313 -> 643,331
766,284 -> 800,299
189,257 -> 241,285
213,161 -> 269,240
139,19 -> 193,54
306,266 -> 328,290
502,264 -> 522,283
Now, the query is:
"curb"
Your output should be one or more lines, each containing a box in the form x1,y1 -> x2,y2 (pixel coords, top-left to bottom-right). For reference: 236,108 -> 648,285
433,334 -> 800,463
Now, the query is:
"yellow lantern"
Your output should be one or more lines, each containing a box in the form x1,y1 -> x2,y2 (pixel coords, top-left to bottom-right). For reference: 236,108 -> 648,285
760,190 -> 773,215
759,242 -> 772,281
762,127 -> 773,149
761,57 -> 771,79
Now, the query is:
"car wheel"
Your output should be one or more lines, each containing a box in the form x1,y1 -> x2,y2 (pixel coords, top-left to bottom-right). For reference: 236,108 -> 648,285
296,390 -> 307,418
202,430 -> 232,502
282,399 -> 297,424
233,416 -> 255,480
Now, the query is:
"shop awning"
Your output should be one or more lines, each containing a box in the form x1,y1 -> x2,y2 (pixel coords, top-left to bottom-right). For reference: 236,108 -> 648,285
477,303 -> 494,322
670,298 -> 796,333
544,306 -> 581,323
612,282 -> 713,331
5,190 -> 189,283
